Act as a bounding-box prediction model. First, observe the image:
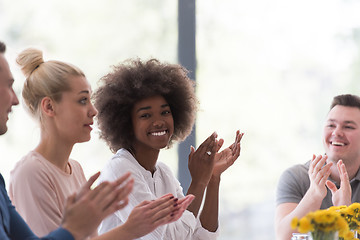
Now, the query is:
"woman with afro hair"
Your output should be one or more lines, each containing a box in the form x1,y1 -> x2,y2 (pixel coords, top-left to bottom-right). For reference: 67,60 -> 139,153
94,58 -> 243,240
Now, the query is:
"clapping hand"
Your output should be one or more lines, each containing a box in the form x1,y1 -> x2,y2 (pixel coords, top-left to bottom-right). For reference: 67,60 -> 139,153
62,172 -> 134,240
188,132 -> 218,186
308,154 -> 333,201
123,194 -> 195,238
326,160 -> 351,206
212,130 -> 244,178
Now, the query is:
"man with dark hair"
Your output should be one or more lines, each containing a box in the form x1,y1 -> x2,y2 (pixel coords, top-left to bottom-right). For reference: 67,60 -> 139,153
275,94 -> 360,240
0,42 -> 5,53
0,41 -> 19,135
0,41 -> 132,240
330,94 -> 360,109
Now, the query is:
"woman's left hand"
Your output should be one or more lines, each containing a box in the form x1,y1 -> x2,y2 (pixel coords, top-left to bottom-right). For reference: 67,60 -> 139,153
212,130 -> 244,178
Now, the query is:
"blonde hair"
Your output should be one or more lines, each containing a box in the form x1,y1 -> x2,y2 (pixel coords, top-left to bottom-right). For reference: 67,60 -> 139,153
17,48 -> 85,121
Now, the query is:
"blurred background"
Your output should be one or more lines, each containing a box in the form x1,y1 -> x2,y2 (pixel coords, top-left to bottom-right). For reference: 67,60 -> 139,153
1,0 -> 360,239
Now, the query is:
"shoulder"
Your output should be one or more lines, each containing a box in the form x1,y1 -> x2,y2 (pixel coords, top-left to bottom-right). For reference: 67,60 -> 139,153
109,149 -> 133,165
155,161 -> 180,186
11,151 -> 49,178
68,159 -> 84,174
276,162 -> 310,205
277,161 -> 311,192
67,159 -> 86,182
0,174 -> 5,188
68,158 -> 82,168
280,162 -> 309,180
100,149 -> 140,181
156,161 -> 174,175
9,153 -> 56,200
277,162 -> 311,195
107,149 -> 134,169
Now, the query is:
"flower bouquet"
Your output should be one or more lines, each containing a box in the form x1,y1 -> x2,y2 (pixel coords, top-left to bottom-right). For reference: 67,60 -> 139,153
291,204 -> 359,240
336,203 -> 360,239
336,203 -> 360,231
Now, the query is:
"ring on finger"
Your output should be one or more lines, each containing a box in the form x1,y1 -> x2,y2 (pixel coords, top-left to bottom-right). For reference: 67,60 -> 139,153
206,151 -> 211,156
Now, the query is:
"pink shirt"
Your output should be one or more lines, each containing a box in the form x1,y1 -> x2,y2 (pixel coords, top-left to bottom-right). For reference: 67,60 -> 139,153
9,151 -> 86,236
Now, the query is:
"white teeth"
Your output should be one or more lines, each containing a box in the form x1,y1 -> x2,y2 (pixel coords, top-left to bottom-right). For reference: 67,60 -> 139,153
151,131 -> 166,136
332,141 -> 345,146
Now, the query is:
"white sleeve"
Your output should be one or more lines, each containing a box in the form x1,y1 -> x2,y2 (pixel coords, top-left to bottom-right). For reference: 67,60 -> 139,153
98,156 -> 166,239
158,163 -> 219,240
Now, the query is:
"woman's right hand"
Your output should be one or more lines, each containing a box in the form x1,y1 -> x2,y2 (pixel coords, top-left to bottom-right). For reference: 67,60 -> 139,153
188,132 -> 218,187
62,172 -> 134,240
122,194 -> 195,239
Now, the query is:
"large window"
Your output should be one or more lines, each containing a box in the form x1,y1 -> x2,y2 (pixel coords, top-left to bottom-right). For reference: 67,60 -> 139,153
2,0 -> 360,239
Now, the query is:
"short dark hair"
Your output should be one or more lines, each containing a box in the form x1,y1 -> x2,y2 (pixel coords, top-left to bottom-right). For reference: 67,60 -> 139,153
93,58 -> 198,153
0,41 -> 6,53
330,94 -> 360,110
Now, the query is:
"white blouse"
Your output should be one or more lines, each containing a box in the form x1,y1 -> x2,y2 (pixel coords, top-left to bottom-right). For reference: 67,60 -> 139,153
98,148 -> 218,240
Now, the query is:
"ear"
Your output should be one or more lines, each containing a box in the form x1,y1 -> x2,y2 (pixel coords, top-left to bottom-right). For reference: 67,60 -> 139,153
40,97 -> 56,117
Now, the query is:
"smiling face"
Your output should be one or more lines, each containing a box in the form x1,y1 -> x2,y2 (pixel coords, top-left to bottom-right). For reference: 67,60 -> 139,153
323,105 -> 360,164
0,54 -> 19,135
51,75 -> 97,144
131,95 -> 174,153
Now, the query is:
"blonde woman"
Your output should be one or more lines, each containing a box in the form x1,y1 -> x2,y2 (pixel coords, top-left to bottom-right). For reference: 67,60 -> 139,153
0,40 -> 134,240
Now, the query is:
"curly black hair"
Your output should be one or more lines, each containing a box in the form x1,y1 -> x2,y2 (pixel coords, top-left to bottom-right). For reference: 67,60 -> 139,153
93,58 -> 198,153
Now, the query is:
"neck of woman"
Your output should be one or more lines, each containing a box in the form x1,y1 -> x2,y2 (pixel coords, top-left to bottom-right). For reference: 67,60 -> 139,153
130,146 -> 160,175
35,134 -> 74,173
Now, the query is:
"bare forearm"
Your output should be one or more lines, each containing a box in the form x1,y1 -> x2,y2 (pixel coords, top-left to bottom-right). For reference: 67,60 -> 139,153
199,176 -> 220,232
275,190 -> 324,240
186,181 -> 207,217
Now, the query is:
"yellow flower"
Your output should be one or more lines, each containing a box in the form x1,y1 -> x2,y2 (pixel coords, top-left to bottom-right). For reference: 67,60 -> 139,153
298,217 -> 313,233
339,230 -> 354,239
291,203 -> 360,240
291,217 -> 299,230
349,203 -> 360,211
329,205 -> 347,211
